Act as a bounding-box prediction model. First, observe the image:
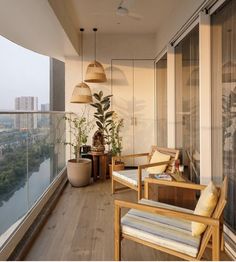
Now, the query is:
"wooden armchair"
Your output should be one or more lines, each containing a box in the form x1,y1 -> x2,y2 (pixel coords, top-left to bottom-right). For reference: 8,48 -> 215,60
111,146 -> 179,200
114,176 -> 228,261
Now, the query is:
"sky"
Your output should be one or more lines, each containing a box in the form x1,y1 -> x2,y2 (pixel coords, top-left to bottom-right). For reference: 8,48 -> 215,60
0,35 -> 49,110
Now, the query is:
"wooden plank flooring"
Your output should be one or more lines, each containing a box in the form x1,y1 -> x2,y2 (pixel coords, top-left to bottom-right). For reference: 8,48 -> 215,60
24,180 -> 230,261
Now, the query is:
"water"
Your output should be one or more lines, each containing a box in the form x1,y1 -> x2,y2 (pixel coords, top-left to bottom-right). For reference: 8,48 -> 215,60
0,158 -> 50,236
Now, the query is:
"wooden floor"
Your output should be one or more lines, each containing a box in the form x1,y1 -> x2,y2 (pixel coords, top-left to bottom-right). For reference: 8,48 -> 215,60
24,180 -> 230,261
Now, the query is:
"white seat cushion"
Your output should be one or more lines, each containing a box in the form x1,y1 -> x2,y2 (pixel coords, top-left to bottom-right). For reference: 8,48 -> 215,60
112,169 -> 149,186
121,199 -> 201,258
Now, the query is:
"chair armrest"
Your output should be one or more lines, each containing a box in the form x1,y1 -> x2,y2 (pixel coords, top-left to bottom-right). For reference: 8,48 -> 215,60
112,153 -> 149,163
144,177 -> 206,191
114,199 -> 219,226
139,160 -> 173,169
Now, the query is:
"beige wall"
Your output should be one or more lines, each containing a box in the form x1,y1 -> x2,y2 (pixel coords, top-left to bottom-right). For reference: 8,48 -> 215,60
65,33 -> 156,113
65,33 -> 156,159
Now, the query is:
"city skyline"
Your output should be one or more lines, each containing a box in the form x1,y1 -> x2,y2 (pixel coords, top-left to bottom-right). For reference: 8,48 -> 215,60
0,35 -> 49,111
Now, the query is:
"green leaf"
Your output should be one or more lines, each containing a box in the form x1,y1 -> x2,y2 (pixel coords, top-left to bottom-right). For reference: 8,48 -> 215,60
103,94 -> 113,100
94,115 -> 104,123
93,93 -> 101,101
96,121 -> 103,130
105,111 -> 114,119
101,98 -> 109,104
103,102 -> 110,111
90,103 -> 99,109
99,91 -> 103,99
97,107 -> 104,115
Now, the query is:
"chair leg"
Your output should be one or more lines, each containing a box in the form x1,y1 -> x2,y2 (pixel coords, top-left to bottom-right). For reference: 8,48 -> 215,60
112,177 -> 115,194
212,226 -> 220,261
220,230 -> 225,252
114,205 -> 121,261
138,185 -> 142,200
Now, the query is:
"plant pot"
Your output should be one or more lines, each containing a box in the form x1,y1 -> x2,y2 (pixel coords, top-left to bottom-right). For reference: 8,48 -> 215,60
67,158 -> 92,187
109,162 -> 125,178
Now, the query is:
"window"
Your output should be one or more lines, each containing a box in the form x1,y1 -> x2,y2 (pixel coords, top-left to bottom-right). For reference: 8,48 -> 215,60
211,0 -> 236,232
175,26 -> 200,182
156,53 -> 167,147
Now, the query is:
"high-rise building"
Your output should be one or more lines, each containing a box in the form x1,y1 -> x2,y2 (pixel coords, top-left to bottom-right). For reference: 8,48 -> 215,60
14,96 -> 38,129
40,103 -> 50,111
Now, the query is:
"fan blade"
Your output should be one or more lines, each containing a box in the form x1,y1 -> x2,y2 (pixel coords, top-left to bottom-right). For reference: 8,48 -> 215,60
121,0 -> 135,9
128,12 -> 142,20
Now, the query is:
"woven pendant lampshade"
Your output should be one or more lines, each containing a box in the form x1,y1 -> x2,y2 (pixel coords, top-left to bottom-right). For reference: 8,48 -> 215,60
71,28 -> 93,104
71,82 -> 93,103
85,60 -> 107,83
85,28 -> 107,83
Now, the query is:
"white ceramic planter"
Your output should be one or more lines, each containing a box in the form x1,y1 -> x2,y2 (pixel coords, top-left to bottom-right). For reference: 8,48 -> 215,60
67,158 -> 92,187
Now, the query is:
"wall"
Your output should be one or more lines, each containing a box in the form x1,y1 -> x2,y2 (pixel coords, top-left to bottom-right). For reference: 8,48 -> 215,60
65,33 -> 156,113
50,58 -> 65,111
65,33 -> 155,159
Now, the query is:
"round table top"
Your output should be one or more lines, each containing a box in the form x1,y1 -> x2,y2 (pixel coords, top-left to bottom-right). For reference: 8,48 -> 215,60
88,151 -> 108,156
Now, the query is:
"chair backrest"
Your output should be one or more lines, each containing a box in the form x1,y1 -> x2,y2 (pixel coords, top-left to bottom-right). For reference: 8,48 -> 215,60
149,146 -> 179,174
197,176 -> 228,260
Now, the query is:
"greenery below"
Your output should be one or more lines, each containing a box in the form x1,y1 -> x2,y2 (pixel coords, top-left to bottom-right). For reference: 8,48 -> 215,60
0,141 -> 51,204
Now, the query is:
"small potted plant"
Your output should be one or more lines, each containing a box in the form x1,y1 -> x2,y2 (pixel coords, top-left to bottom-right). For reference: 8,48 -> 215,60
108,113 -> 125,177
65,113 -> 94,187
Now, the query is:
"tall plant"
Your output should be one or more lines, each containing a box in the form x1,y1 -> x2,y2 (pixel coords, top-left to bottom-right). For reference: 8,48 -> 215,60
64,112 -> 94,162
91,91 -> 114,147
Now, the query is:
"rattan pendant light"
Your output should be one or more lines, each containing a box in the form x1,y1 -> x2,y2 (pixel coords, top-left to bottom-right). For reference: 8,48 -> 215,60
71,28 -> 93,104
85,28 -> 107,83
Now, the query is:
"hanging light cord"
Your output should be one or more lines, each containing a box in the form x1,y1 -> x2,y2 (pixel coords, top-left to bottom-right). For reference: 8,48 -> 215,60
93,28 -> 97,62
80,28 -> 84,81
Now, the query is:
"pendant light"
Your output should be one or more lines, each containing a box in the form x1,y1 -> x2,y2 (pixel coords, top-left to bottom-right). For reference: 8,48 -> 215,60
71,28 -> 93,104
85,28 -> 107,83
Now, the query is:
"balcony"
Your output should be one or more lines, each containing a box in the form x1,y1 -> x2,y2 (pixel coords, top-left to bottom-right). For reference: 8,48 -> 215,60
0,0 -> 236,261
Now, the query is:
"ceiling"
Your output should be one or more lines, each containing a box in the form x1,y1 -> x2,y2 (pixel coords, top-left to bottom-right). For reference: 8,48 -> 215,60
71,0 -> 188,34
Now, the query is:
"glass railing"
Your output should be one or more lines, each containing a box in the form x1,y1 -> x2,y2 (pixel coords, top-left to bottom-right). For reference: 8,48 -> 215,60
0,112 -> 67,243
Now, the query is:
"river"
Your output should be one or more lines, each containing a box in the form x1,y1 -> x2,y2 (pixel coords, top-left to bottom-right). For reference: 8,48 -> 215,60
0,158 -> 51,236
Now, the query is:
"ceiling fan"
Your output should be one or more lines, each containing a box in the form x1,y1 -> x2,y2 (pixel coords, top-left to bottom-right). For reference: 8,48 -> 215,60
92,0 -> 142,21
116,0 -> 142,20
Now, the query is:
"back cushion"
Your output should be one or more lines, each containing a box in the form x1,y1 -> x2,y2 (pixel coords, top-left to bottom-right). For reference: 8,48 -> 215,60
146,150 -> 170,174
192,181 -> 219,236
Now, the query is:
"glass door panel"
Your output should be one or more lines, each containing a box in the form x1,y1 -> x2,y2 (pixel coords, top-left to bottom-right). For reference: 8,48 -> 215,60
175,26 -> 200,182
211,0 -> 236,232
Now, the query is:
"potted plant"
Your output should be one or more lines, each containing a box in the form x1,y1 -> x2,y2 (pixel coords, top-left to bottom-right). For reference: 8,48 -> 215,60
90,91 -> 114,149
109,113 -> 125,177
65,113 -> 94,187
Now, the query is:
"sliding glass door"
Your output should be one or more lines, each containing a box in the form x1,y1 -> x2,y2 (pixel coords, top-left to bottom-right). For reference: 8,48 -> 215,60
211,0 -> 236,232
175,26 -> 200,183
156,53 -> 167,147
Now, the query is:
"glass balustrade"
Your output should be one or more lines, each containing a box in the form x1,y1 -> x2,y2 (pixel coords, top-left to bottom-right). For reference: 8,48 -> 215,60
0,112 -> 68,245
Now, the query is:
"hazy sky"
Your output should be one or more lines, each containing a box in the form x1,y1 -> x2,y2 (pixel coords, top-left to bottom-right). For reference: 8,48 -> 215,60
0,35 -> 49,110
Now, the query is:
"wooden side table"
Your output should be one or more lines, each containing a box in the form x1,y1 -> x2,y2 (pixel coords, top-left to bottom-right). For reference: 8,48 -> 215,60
88,151 -> 108,181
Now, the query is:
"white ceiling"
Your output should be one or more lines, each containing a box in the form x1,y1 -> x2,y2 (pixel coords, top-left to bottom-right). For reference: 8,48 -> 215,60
72,0 -> 187,34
